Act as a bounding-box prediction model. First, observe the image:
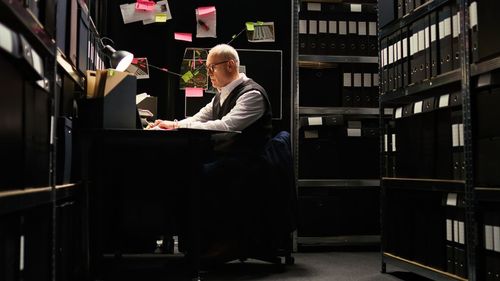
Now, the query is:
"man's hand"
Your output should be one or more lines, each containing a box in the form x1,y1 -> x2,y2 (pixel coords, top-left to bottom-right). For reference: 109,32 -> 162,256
146,119 -> 179,130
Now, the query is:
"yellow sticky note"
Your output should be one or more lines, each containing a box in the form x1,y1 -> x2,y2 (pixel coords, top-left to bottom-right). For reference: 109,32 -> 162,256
256,21 -> 264,25
246,22 -> 255,31
155,14 -> 167,22
108,69 -> 115,76
181,71 -> 194,83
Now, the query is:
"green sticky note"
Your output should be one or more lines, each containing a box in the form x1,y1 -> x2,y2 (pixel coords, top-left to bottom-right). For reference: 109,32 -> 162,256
246,22 -> 255,31
193,70 -> 199,76
155,14 -> 167,22
181,71 -> 194,83
108,69 -> 115,76
256,21 -> 264,25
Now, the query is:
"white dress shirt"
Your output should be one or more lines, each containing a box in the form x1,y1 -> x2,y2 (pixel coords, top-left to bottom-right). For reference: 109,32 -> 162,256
178,73 -> 265,131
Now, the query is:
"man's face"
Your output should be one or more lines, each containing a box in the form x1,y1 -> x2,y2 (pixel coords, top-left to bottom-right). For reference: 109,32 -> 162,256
206,53 -> 235,89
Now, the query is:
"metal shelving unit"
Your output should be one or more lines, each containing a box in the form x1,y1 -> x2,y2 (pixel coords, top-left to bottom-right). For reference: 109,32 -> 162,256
299,106 -> 392,115
299,179 -> 380,187
299,54 -> 379,64
383,253 -> 467,281
380,69 -> 462,104
378,0 -> 493,280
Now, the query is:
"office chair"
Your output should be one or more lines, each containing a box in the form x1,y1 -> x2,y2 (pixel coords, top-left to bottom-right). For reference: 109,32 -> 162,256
236,131 -> 297,266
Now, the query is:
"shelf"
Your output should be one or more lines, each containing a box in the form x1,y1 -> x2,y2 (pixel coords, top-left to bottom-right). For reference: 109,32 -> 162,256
380,69 -> 461,105
0,0 -> 56,55
475,187 -> 500,202
299,179 -> 380,188
299,107 -> 393,115
379,0 -> 451,38
298,235 -> 380,246
0,183 -> 80,215
57,50 -> 84,89
299,55 -> 378,64
382,252 -> 467,281
471,56 -> 500,78
382,177 -> 465,192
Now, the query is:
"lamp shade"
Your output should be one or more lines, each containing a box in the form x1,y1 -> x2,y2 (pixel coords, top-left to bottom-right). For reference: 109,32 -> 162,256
103,45 -> 134,71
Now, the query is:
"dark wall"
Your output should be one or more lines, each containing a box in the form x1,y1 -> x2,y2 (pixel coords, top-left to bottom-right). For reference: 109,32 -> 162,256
103,0 -> 293,132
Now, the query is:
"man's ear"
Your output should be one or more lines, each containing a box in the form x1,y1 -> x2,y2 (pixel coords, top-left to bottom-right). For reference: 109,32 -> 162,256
227,59 -> 236,72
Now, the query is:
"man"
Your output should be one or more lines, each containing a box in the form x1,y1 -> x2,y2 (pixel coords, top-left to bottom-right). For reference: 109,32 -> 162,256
149,44 -> 272,152
150,44 -> 273,261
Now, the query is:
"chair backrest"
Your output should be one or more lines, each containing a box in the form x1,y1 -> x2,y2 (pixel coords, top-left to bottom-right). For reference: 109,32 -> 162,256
263,131 -> 297,233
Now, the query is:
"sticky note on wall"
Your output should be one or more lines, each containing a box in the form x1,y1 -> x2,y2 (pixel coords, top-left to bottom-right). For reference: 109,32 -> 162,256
174,32 -> 193,42
185,87 -> 204,97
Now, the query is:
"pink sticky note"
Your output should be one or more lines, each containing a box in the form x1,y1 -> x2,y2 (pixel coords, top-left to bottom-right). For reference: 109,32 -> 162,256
197,6 -> 216,15
185,87 -> 204,97
135,0 -> 155,11
174,32 -> 193,42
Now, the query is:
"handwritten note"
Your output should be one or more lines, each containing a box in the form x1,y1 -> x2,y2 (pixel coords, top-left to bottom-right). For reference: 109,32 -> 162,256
185,87 -> 204,97
197,6 -> 216,15
174,32 -> 192,42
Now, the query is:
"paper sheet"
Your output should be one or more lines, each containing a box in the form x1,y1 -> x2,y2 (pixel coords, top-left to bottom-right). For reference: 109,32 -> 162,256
120,3 -> 154,24
196,6 -> 216,38
143,0 -> 172,25
246,22 -> 275,42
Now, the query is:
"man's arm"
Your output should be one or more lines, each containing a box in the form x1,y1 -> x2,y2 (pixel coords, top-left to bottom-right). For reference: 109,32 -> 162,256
182,90 -> 265,131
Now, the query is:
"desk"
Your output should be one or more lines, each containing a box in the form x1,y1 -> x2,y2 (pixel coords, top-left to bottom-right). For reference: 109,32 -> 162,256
79,128 -> 222,281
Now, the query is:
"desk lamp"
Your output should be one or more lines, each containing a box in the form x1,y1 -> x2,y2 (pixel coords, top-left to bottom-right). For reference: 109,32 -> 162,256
100,37 -> 134,71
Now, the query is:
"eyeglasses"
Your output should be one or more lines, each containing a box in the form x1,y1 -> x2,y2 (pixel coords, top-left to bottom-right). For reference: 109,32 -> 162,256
205,60 -> 230,72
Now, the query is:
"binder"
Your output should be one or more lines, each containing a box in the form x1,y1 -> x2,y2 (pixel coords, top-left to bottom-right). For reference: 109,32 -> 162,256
401,27 -> 410,87
405,0 -> 414,16
409,21 -> 417,84
368,21 -> 378,56
78,8 -> 89,73
469,1 -> 500,63
451,4 -> 460,70
415,18 -> 426,83
318,20 -> 329,55
348,20 -> 358,56
299,19 -> 308,54
372,72 -> 380,106
388,33 -> 395,90
342,67 -> 354,107
327,20 -> 337,55
381,37 -> 389,93
438,5 -> 453,74
358,21 -> 368,55
69,0 -> 78,65
363,72 -> 373,107
423,15 -> 431,80
430,11 -> 439,78
379,0 -> 396,28
394,30 -> 402,89
397,0 -> 405,19
451,110 -> 463,180
338,20 -> 348,55
352,72 -> 363,106
307,20 -> 318,54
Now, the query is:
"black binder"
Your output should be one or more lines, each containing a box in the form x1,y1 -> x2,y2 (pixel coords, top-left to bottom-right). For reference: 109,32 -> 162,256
318,20 -> 329,55
379,0 -> 396,28
401,27 -> 410,87
430,11 -> 439,78
342,65 -> 354,107
307,19 -> 318,55
409,21 -> 417,84
423,15 -> 431,80
438,5 -> 453,74
381,37 -> 389,93
299,19 -> 308,54
451,3 -> 460,70
394,30 -> 402,89
470,1 -> 500,62
397,0 -> 405,19
327,20 -> 338,55
338,20 -> 348,55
